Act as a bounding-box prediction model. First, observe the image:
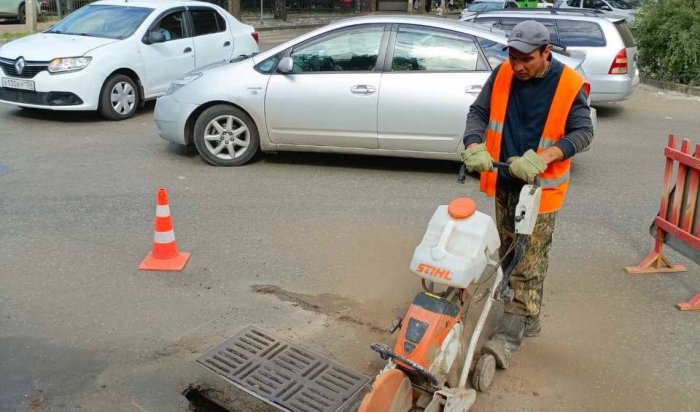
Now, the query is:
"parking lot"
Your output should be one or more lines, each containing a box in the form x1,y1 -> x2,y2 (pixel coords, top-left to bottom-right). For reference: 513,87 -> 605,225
1,27 -> 700,412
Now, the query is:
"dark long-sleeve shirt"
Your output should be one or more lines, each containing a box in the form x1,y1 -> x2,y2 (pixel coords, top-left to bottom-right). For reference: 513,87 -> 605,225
463,59 -> 594,185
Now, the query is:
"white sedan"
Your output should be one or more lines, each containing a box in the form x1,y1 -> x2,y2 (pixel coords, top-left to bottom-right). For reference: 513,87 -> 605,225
0,0 -> 259,120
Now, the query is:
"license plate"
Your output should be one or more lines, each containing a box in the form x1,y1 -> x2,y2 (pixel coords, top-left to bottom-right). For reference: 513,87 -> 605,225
1,77 -> 35,91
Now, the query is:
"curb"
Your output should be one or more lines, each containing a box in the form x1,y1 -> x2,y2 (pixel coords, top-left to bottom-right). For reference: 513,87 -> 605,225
253,23 -> 331,32
641,77 -> 700,98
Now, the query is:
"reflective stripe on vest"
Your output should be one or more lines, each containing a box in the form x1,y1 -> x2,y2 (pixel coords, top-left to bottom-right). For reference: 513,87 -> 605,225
480,61 -> 584,213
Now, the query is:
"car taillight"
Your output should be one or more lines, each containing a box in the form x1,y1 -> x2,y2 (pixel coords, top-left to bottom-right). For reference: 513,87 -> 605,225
583,81 -> 591,97
251,32 -> 259,44
608,49 -> 628,74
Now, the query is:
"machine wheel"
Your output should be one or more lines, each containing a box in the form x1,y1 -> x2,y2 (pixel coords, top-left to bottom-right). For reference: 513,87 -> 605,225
472,354 -> 496,392
193,105 -> 259,166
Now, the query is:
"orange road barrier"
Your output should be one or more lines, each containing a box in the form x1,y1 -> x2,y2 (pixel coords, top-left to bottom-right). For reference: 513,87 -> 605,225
625,135 -> 700,311
139,187 -> 191,272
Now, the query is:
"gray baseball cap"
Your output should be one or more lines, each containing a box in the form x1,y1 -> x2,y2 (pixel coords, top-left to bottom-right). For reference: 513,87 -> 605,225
506,20 -> 551,54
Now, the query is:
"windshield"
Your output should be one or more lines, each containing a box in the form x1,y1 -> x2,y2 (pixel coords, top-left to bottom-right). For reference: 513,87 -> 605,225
467,2 -> 503,11
46,5 -> 153,39
607,0 -> 633,8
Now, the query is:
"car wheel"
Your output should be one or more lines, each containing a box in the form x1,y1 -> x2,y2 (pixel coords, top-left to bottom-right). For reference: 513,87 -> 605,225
99,74 -> 140,120
193,105 -> 259,166
18,4 -> 25,23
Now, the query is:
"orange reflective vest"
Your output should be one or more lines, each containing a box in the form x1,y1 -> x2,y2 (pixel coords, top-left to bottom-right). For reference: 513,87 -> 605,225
479,61 -> 584,214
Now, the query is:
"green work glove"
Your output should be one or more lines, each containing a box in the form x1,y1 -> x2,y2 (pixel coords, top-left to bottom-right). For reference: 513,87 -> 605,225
460,143 -> 493,173
508,149 -> 547,183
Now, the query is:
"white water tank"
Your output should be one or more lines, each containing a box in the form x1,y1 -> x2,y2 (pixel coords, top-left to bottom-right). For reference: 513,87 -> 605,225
410,197 -> 500,288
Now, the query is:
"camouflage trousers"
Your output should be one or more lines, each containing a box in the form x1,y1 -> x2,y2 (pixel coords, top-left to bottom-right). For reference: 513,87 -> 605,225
495,184 -> 557,317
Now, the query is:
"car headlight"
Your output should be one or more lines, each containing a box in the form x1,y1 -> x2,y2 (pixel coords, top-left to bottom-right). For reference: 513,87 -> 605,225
48,57 -> 92,73
166,72 -> 203,96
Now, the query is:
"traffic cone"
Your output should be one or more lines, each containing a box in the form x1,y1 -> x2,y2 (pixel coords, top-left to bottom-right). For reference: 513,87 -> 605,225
139,187 -> 191,271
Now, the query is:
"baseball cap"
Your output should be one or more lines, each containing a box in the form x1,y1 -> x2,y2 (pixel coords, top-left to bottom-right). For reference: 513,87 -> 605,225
506,20 -> 551,54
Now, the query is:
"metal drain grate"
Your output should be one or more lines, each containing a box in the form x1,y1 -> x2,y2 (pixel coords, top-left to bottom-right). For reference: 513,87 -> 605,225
197,326 -> 370,412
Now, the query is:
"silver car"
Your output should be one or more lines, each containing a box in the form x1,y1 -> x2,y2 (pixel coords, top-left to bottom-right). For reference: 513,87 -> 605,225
554,0 -> 637,23
461,9 -> 639,103
155,15 -> 596,166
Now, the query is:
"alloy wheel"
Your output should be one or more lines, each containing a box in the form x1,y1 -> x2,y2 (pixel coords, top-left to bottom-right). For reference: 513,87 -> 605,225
203,115 -> 250,161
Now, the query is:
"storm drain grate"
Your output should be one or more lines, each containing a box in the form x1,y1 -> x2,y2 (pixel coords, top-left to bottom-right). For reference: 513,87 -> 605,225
197,326 -> 370,412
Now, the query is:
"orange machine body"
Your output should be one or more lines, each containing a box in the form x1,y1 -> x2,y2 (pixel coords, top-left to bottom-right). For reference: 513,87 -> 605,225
393,292 -> 461,370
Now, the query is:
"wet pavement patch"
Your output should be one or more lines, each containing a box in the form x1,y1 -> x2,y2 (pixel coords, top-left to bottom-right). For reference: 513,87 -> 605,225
251,284 -> 386,334
0,336 -> 106,411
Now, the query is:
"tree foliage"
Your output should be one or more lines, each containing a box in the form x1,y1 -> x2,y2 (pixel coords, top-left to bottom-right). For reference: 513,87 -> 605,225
634,0 -> 700,85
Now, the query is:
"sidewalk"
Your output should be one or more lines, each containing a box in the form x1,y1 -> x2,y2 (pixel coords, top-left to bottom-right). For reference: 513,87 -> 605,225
0,10 -> 458,39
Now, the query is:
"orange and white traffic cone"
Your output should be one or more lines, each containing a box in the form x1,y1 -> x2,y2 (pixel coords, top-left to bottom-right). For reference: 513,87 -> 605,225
139,187 -> 191,271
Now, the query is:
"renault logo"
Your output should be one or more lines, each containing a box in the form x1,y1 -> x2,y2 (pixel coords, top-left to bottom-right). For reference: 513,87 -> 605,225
14,57 -> 25,75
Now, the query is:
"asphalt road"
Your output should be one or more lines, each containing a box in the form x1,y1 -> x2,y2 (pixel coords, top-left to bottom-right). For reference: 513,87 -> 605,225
1,27 -> 699,412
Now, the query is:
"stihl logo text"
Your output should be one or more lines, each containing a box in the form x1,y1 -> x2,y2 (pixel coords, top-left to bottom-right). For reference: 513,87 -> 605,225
416,263 -> 452,281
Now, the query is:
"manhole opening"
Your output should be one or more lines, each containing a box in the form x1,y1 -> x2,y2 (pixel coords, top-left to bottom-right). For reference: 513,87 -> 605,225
183,386 -> 230,412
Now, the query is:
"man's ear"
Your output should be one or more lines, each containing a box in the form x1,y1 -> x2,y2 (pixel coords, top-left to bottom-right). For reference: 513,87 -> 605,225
542,44 -> 552,59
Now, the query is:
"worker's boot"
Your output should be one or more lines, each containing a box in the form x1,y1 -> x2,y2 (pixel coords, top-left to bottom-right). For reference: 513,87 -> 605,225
524,314 -> 541,338
481,313 -> 526,370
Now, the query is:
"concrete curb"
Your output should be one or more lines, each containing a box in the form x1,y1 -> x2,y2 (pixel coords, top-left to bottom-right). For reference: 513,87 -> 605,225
641,77 -> 700,98
253,23 -> 331,32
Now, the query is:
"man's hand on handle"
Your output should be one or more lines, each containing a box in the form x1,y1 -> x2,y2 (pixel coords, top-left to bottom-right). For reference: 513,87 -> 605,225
461,143 -> 494,173
507,149 -> 547,183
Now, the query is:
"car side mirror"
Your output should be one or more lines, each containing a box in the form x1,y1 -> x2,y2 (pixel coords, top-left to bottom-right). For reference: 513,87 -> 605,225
601,5 -> 612,10
277,56 -> 294,74
147,31 -> 166,44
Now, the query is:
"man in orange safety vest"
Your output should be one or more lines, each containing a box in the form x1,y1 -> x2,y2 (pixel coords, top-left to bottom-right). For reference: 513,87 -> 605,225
461,20 -> 594,369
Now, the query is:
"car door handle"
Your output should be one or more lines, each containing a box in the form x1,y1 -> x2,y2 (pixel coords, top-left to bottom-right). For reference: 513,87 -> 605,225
350,85 -> 376,95
465,85 -> 482,94
224,41 -> 231,47
183,47 -> 192,54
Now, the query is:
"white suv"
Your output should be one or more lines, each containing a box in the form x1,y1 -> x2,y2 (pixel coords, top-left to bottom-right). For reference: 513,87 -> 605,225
461,9 -> 639,103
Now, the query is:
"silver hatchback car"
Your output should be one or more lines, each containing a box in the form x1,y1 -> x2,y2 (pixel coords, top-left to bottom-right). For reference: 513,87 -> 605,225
155,15 -> 596,166
461,9 -> 639,103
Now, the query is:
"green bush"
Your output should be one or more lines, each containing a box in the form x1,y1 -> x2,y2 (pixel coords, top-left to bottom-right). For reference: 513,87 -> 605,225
634,0 -> 700,85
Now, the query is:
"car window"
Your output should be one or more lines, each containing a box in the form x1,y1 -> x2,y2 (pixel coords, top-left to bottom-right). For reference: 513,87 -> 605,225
614,20 -> 636,47
473,17 -> 500,27
607,0 -> 633,8
391,27 -> 487,72
255,54 -> 281,73
153,11 -> 186,41
45,4 -> 153,39
505,1 -> 519,8
467,2 -> 505,11
476,37 -> 508,69
556,20 -> 605,47
290,26 -> 384,73
583,0 -> 608,8
190,8 -> 225,35
565,0 -> 579,5
498,18 -> 559,44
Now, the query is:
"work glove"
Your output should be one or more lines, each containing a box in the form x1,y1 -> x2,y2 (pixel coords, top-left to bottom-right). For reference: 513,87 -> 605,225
460,143 -> 493,173
508,149 -> 547,183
